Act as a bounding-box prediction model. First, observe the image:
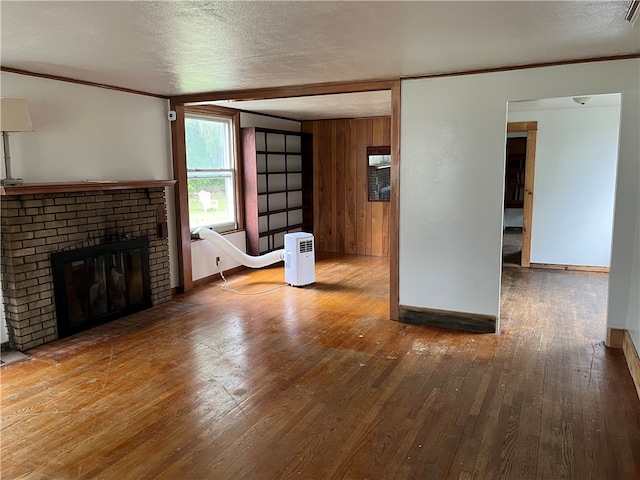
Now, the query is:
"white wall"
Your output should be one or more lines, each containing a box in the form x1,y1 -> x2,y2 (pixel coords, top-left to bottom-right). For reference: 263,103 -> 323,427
400,59 -> 639,348
611,84 -> 640,351
504,209 -> 523,228
629,213 -> 640,351
1,73 -> 172,182
0,72 -> 178,341
191,230 -> 247,281
401,76 -> 508,317
509,101 -> 621,267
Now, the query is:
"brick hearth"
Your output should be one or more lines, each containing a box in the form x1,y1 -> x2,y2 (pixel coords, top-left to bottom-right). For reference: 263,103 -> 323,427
1,186 -> 172,350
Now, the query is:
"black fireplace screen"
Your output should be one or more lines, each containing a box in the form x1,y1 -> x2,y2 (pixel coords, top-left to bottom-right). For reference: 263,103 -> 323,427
51,238 -> 151,338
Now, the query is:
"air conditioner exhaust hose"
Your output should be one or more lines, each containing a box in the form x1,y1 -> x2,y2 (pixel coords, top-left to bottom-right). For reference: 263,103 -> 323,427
195,227 -> 285,269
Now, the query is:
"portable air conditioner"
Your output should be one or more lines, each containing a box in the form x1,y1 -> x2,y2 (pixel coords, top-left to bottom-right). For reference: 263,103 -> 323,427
284,232 -> 315,287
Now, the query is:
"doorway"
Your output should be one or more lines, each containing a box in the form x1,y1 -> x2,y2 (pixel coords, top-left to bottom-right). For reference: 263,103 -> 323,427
504,94 -> 621,272
503,122 -> 537,268
501,94 -> 622,340
170,82 -> 401,320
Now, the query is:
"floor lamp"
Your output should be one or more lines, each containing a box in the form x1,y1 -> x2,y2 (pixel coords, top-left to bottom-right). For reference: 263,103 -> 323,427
1,98 -> 34,186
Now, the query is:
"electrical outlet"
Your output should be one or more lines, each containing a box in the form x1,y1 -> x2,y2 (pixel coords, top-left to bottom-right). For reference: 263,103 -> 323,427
216,256 -> 220,267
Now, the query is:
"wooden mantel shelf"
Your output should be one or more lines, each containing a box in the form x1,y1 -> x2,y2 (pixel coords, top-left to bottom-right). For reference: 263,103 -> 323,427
0,180 -> 176,196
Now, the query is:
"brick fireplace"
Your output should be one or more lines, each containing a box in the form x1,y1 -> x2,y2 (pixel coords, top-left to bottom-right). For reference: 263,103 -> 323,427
0,181 -> 175,351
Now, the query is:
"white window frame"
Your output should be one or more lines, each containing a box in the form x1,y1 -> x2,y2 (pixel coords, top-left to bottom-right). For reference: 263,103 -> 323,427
185,114 -> 238,232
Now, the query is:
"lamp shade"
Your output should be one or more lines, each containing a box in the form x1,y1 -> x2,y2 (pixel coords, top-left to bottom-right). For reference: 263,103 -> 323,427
0,98 -> 34,132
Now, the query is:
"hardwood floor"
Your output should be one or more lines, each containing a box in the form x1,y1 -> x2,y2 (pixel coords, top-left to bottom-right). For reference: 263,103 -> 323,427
2,253 -> 639,479
502,227 -> 522,267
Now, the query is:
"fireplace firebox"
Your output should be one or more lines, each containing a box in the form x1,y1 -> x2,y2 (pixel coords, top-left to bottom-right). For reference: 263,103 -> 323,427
51,238 -> 152,338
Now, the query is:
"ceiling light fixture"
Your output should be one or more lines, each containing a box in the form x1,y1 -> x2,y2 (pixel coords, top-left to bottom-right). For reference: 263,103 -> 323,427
572,96 -> 593,106
625,1 -> 640,24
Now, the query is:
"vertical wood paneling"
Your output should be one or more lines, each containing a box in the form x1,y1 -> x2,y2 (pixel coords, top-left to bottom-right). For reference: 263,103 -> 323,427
320,122 -> 331,251
371,204 -> 384,256
364,119 -> 374,256
313,122 -> 322,249
330,121 -> 338,252
301,122 -> 320,249
303,116 -> 390,257
381,200 -> 389,257
317,121 -> 333,252
335,120 -> 346,253
324,121 -> 335,251
381,117 -> 391,258
371,118 -> 387,257
356,120 -> 368,255
373,117 -> 385,144
345,120 -> 358,254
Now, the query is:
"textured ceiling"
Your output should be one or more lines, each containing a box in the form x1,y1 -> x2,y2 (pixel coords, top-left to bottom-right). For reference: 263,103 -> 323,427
207,91 -> 392,121
1,1 -> 638,119
509,94 -> 621,112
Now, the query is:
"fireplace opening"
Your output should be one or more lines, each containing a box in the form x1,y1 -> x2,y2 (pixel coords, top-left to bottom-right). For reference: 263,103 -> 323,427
51,238 -> 152,338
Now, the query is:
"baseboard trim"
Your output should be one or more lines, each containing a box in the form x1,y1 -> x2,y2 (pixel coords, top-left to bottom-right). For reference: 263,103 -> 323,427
623,330 -> 640,401
397,305 -> 497,333
530,263 -> 609,273
606,327 -> 625,348
193,266 -> 247,288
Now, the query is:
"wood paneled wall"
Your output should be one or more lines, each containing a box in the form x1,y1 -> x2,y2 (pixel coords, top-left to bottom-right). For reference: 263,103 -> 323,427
301,117 -> 391,256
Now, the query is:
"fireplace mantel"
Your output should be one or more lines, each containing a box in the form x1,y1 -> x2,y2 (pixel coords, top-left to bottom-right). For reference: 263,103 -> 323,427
0,180 -> 176,196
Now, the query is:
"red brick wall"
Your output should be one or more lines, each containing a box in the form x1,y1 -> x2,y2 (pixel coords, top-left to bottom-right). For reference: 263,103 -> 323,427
1,188 -> 172,350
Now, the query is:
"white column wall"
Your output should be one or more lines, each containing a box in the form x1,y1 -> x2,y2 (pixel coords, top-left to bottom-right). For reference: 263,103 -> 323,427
611,86 -> 640,349
508,103 -> 621,267
400,77 -> 507,317
630,216 -> 640,350
400,60 -> 639,345
630,214 -> 640,350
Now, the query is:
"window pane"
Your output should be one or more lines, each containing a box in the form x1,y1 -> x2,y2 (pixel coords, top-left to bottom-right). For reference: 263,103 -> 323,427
188,176 -> 236,229
185,117 -> 231,169
369,165 -> 391,201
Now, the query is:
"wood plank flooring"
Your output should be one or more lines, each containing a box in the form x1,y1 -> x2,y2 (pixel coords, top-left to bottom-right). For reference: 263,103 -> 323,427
2,254 -> 640,479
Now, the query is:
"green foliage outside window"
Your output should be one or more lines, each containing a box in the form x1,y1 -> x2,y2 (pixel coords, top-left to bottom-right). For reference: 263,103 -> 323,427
185,117 -> 229,170
185,116 -> 236,229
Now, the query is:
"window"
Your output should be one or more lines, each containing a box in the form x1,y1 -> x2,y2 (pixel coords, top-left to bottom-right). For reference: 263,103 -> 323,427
367,146 -> 391,201
185,115 -> 237,231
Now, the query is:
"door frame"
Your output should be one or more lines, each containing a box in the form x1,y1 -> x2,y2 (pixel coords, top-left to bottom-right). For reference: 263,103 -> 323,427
506,121 -> 537,267
170,79 -> 401,321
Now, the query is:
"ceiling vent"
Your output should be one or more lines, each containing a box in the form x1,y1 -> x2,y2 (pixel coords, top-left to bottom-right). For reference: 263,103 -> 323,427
625,1 -> 639,24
